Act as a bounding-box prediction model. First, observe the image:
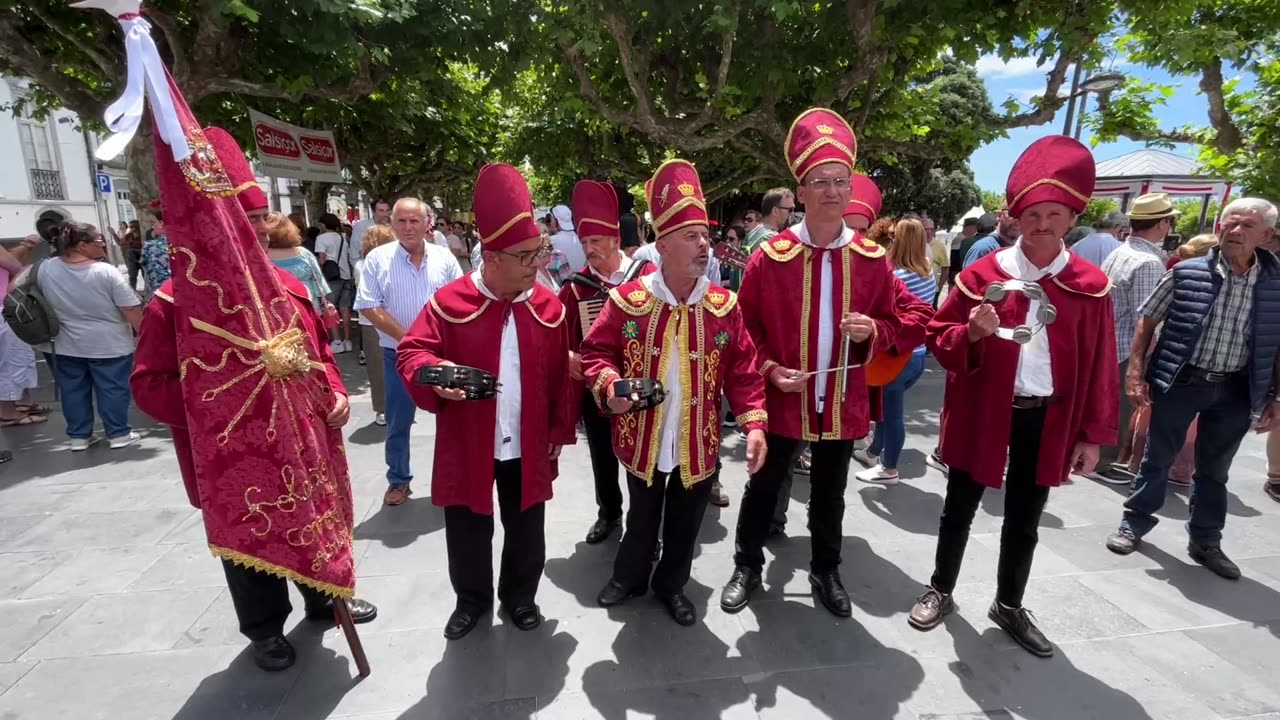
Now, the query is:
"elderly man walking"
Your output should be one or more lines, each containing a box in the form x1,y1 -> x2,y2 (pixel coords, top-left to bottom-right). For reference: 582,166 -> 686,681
1106,198 -> 1280,580
1072,210 -> 1129,267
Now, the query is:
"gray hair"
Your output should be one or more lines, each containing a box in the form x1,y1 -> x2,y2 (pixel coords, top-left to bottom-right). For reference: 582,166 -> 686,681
1098,211 -> 1130,230
392,197 -> 431,221
1222,197 -> 1278,228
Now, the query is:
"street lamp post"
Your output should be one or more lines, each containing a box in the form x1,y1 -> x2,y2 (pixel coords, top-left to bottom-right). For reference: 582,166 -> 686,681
1062,70 -> 1127,140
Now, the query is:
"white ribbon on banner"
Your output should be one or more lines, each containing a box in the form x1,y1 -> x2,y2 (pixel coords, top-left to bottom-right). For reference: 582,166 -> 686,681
72,2 -> 190,162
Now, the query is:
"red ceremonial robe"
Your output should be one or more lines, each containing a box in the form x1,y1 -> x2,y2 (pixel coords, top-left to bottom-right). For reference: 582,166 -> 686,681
559,261 -> 658,425
739,230 -> 901,441
396,275 -> 577,515
580,275 -> 768,486
132,270 -> 346,508
928,251 -> 1118,489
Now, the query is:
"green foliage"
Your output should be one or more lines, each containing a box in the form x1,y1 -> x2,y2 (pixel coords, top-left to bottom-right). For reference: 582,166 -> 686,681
872,159 -> 981,228
1078,198 -> 1120,228
981,190 -> 1005,213
1173,197 -> 1222,237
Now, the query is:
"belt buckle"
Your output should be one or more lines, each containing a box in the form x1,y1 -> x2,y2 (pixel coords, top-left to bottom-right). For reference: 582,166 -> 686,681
1205,371 -> 1228,383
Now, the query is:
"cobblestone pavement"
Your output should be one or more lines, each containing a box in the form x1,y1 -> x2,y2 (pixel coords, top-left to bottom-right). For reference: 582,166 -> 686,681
1,355 -> 1279,719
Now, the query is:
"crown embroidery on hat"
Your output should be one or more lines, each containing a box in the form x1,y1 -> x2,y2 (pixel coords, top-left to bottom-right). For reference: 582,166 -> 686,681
816,124 -> 834,135
678,183 -> 695,197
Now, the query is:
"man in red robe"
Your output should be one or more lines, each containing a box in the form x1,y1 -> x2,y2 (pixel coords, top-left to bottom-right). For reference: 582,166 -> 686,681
721,108 -> 902,618
561,179 -> 657,545
131,128 -> 377,672
581,158 -> 768,626
907,136 -> 1117,658
396,164 -> 577,640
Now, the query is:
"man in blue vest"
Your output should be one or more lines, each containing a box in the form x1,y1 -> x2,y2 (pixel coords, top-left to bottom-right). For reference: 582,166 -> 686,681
1106,198 -> 1280,579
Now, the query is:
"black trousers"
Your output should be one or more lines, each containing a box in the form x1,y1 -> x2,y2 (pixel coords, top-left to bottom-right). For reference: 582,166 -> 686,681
582,389 -> 622,522
222,560 -> 330,641
444,459 -> 546,611
771,442 -> 809,531
613,468 -> 712,596
930,406 -> 1050,607
735,433 -> 854,574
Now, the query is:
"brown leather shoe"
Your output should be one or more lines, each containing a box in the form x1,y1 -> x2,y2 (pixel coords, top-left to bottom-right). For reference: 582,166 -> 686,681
908,587 -> 954,630
384,484 -> 411,506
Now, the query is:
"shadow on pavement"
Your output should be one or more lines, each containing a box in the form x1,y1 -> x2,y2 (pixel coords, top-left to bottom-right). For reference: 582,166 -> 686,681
355,496 -> 445,549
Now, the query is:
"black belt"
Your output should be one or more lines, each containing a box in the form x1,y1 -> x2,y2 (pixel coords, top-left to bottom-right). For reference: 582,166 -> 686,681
1180,365 -> 1243,384
1012,395 -> 1054,410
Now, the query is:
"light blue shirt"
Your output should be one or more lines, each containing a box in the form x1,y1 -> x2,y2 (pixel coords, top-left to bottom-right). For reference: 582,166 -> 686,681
962,235 -> 1003,269
355,241 -> 463,349
632,242 -> 722,283
1071,232 -> 1123,268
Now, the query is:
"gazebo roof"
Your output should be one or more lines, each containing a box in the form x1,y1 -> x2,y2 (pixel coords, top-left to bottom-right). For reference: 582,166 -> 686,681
1095,149 -> 1200,179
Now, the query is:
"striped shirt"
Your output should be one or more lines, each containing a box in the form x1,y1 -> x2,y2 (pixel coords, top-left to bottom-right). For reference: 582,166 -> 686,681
1139,253 -> 1258,373
894,267 -> 937,355
355,240 -> 463,349
1101,237 -> 1166,362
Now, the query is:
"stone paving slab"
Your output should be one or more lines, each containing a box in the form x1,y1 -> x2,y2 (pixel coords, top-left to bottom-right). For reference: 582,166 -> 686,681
0,357 -> 1278,718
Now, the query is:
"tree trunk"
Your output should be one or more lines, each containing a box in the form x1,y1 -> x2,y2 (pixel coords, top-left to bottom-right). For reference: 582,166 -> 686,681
303,181 -> 333,222
125,121 -> 159,218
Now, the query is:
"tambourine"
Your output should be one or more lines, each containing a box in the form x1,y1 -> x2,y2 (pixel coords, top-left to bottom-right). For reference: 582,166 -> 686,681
611,378 -> 666,414
982,280 -> 1057,345
413,364 -> 501,400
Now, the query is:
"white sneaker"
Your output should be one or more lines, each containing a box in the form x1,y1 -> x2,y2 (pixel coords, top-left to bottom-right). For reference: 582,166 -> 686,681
109,432 -> 141,449
852,447 -> 879,468
69,436 -> 99,452
343,340 -> 354,353
330,340 -> 346,354
374,413 -> 386,426
856,464 -> 900,486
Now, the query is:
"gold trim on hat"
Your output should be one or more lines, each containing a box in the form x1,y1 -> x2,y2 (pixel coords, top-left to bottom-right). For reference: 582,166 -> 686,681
482,211 -> 534,245
784,109 -> 857,179
789,140 -> 854,177
846,199 -> 877,217
1009,179 -> 1089,211
579,218 -> 621,231
653,197 -> 707,233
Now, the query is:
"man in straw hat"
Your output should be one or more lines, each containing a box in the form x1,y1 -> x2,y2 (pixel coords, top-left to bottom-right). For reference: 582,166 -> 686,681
720,108 -> 903,619
561,179 -> 657,545
1092,193 -> 1180,484
581,159 -> 768,626
396,163 -> 578,640
1107,196 -> 1280,580
908,136 -> 1118,658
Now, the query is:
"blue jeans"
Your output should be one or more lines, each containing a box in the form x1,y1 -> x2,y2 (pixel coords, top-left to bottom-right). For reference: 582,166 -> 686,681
382,347 -> 417,486
45,353 -> 134,440
1121,371 -> 1253,547
870,353 -> 927,469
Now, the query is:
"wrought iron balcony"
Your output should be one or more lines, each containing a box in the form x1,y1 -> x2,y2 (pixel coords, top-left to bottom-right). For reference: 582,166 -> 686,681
29,168 -> 64,200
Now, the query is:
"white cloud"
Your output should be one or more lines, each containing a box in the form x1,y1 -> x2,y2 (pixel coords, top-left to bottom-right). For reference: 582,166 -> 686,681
1007,87 -> 1070,104
975,54 -> 1048,79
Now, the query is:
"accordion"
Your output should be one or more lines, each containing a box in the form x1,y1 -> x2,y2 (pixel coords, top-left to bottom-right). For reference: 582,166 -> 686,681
578,297 -> 606,338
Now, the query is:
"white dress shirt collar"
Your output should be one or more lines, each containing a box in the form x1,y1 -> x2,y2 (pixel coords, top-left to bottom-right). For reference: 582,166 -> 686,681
794,219 -> 854,250
588,252 -> 633,285
996,240 -> 1070,280
646,269 -> 709,307
472,270 -> 533,303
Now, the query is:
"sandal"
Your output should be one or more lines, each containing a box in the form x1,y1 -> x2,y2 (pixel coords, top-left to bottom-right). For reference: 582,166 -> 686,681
16,403 -> 50,415
0,414 -> 47,427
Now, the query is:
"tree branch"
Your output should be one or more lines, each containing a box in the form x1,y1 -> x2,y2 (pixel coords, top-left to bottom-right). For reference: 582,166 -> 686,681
995,42 -> 1087,129
146,9 -> 188,82
688,0 -> 741,133
834,0 -> 886,104
25,4 -> 120,79
0,21 -> 106,120
1199,57 -> 1243,153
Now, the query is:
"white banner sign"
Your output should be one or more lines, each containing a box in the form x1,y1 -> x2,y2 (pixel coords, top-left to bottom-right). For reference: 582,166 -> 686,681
248,109 -> 343,183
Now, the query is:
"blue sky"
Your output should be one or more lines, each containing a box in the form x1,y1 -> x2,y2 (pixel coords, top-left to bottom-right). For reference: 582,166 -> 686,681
968,54 -> 1220,191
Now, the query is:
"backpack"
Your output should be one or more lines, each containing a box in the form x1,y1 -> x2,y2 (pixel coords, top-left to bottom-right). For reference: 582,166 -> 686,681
2,260 -> 60,346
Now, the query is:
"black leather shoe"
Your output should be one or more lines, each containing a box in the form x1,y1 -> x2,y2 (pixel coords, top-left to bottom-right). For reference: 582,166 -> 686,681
585,518 -> 621,544
719,566 -> 761,613
809,571 -> 852,617
1188,542 -> 1241,580
250,635 -> 296,672
504,604 -> 541,631
988,601 -> 1054,657
306,597 -> 378,625
660,592 -> 697,626
444,605 -> 486,640
597,579 -> 644,607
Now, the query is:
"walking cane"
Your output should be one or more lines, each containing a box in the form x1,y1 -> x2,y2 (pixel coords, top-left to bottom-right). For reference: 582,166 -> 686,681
334,598 -> 371,677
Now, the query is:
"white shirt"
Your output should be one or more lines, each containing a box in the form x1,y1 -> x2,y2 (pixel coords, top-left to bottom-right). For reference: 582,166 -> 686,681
794,220 -> 854,414
472,271 -> 529,461
432,230 -> 450,248
354,241 -> 463,349
995,241 -> 1070,397
551,230 -> 586,272
588,252 -> 635,286
646,271 -> 709,473
632,242 -> 722,283
314,231 -> 351,280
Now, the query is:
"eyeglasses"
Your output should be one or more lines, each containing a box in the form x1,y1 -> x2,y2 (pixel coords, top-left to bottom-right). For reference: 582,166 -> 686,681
804,177 -> 851,192
779,206 -> 796,212
498,243 -> 553,267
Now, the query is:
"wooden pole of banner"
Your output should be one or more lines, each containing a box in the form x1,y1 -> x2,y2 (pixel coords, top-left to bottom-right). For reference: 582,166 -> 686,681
334,599 -> 371,677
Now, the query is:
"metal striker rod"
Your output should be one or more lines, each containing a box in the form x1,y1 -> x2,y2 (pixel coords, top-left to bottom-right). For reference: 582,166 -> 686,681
334,598 -> 371,677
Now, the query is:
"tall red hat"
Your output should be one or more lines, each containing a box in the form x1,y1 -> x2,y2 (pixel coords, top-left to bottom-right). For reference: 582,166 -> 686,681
204,128 -> 268,212
645,159 -> 708,237
1005,136 -> 1096,218
844,173 -> 882,222
785,108 -> 857,182
474,163 -> 540,253
572,180 -> 620,240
